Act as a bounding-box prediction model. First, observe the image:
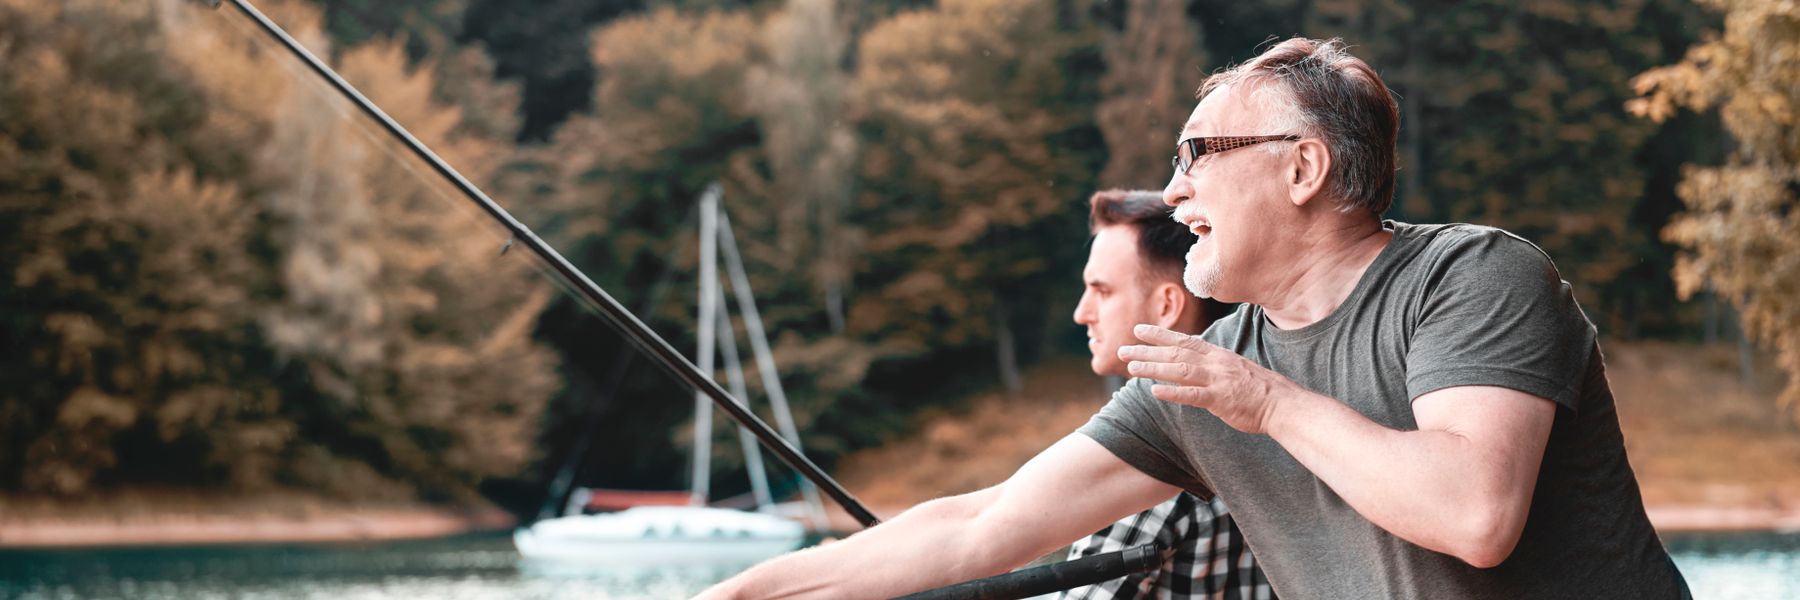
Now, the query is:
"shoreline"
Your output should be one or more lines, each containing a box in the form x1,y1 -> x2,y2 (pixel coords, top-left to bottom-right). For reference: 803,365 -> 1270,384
0,508 -> 515,549
0,493 -> 516,549
1646,504 -> 1800,535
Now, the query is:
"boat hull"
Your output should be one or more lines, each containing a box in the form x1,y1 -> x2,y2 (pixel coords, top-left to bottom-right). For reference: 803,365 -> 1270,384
514,506 -> 805,565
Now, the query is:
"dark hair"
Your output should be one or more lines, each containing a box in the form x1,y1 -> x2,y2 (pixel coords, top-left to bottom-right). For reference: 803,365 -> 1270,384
1199,37 -> 1399,215
1088,189 -> 1234,322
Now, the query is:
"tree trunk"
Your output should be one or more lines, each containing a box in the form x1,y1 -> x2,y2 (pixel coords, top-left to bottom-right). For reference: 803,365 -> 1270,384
995,300 -> 1023,394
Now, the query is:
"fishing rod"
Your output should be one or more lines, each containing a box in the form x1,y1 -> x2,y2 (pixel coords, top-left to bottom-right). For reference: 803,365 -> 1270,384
899,544 -> 1172,600
212,2 -> 1174,595
209,0 -> 879,528
535,203 -> 696,523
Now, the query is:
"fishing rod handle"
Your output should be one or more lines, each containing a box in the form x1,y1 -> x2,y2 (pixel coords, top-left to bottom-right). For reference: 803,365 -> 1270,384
896,544 -> 1171,600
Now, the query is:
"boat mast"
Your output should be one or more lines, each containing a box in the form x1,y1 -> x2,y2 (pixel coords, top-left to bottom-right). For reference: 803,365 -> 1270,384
713,281 -> 775,510
690,186 -> 720,506
717,211 -> 830,529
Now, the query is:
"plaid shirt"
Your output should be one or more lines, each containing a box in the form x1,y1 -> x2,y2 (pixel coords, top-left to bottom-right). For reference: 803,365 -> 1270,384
1059,493 -> 1275,600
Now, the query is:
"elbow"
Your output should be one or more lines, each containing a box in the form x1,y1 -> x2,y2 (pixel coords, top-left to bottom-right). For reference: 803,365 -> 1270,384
1457,542 -> 1515,570
956,493 -> 1041,575
917,490 -> 1016,572
1450,503 -> 1528,569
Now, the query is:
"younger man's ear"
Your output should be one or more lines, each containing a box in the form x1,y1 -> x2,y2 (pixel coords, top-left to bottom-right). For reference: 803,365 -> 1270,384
1155,282 -> 1187,328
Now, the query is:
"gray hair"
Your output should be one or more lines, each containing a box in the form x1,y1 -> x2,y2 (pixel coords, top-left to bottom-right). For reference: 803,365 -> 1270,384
1200,38 -> 1400,215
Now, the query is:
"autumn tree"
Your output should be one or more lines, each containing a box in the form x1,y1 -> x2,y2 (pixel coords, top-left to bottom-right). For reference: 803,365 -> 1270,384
0,0 -> 280,495
1291,0 -> 1711,335
517,0 -> 1113,493
1630,0 -> 1800,417
517,8 -> 780,491
746,0 -> 859,333
0,0 -> 557,500
1096,0 -> 1207,188
850,0 -> 1104,396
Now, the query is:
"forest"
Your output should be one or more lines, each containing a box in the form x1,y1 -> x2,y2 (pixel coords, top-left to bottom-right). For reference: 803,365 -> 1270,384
1,0 -> 1794,510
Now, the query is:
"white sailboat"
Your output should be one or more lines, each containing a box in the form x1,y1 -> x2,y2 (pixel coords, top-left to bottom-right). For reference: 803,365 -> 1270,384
514,185 -> 816,565
513,505 -> 803,565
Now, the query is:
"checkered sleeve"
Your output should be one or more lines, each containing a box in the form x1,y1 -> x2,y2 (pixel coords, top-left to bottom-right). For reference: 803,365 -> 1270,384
1059,493 -> 1189,600
1059,495 -> 1276,600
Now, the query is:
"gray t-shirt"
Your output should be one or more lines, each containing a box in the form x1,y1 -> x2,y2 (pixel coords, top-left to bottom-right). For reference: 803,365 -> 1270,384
1079,222 -> 1688,599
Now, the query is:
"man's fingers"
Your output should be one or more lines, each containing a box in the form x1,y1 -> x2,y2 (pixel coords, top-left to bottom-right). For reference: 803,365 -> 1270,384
1133,324 -> 1212,352
1132,324 -> 1184,345
1149,383 -> 1211,407
1127,360 -> 1206,385
1117,344 -> 1190,363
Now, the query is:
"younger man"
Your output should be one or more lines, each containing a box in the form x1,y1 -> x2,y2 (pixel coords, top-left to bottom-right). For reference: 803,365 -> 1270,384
1066,189 -> 1269,599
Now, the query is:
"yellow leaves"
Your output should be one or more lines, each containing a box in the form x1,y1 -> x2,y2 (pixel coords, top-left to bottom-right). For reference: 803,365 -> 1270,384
477,284 -> 553,359
591,8 -> 759,112
0,0 -> 561,498
1626,72 -> 1683,123
161,0 -> 292,127
44,313 -> 105,376
154,386 -> 279,443
1637,0 -> 1800,413
57,386 -> 136,430
1096,0 -> 1203,188
120,170 -> 256,315
340,40 -> 474,168
596,8 -> 758,82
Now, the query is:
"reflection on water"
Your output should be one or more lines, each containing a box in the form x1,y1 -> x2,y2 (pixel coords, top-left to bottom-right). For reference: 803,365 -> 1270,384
0,530 -> 1793,599
0,533 -> 749,600
1667,530 -> 1800,599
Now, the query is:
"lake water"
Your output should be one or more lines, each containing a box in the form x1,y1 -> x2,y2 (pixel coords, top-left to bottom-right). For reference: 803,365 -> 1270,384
0,530 -> 1794,599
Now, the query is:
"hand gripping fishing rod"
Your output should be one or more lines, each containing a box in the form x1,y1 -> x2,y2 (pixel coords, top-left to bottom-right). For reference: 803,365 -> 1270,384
210,0 -> 879,528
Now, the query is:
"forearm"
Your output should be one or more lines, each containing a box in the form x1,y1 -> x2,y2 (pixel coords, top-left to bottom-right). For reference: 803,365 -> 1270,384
1265,389 -> 1539,567
701,434 -> 1172,598
697,490 -> 1030,599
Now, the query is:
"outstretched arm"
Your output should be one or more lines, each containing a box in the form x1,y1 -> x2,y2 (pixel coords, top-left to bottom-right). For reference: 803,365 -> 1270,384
695,434 -> 1178,599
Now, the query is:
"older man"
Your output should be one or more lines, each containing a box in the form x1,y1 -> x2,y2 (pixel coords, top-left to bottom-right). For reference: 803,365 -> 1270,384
698,38 -> 1687,600
1067,189 -> 1267,600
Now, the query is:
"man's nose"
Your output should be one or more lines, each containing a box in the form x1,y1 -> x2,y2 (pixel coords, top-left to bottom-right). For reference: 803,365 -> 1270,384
1073,292 -> 1094,324
1163,173 -> 1191,208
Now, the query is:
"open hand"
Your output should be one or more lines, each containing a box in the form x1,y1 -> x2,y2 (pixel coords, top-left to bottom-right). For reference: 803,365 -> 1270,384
1119,324 -> 1305,434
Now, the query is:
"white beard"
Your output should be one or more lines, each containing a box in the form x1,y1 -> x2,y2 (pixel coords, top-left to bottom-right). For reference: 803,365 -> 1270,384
1184,241 -> 1222,299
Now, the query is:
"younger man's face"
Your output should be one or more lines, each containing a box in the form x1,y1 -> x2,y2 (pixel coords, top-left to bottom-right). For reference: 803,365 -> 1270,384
1073,226 -> 1158,377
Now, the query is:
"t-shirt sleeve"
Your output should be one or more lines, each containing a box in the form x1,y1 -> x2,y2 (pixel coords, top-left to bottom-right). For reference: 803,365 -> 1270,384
1077,378 -> 1212,495
1404,228 -> 1598,411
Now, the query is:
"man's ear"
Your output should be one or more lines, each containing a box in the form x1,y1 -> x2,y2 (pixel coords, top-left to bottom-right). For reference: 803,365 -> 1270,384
1288,138 -> 1331,208
1154,282 -> 1187,329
